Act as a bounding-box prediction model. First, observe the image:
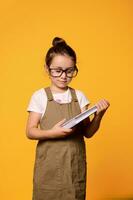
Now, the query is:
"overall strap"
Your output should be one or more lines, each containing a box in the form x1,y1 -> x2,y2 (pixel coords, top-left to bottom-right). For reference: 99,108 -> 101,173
69,87 -> 78,102
44,87 -> 53,101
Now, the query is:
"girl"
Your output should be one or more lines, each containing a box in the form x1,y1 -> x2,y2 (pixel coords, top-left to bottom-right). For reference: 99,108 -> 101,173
26,37 -> 110,200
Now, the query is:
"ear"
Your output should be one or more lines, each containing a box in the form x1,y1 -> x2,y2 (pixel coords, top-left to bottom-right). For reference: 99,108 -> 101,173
44,65 -> 49,74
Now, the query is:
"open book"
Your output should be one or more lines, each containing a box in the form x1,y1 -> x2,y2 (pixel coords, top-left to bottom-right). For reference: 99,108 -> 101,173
61,105 -> 97,128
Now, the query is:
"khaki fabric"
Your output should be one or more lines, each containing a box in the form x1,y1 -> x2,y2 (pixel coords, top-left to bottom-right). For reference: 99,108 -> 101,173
32,87 -> 87,200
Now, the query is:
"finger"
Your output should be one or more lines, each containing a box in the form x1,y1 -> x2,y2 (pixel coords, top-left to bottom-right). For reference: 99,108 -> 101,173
63,128 -> 73,133
100,100 -> 108,110
99,99 -> 110,109
96,101 -> 105,114
95,103 -> 100,113
102,99 -> 110,107
102,99 -> 110,109
57,119 -> 66,126
96,101 -> 103,111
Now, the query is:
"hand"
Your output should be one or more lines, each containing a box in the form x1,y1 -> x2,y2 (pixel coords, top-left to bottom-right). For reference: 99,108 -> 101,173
95,99 -> 110,117
49,119 -> 74,139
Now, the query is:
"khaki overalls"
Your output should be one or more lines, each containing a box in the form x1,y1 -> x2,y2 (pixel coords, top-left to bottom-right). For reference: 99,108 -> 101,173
32,87 -> 87,200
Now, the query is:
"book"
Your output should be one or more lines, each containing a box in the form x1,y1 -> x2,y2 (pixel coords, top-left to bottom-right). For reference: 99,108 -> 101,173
61,105 -> 97,128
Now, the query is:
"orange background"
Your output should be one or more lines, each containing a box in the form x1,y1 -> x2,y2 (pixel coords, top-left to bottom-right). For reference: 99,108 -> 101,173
0,0 -> 132,199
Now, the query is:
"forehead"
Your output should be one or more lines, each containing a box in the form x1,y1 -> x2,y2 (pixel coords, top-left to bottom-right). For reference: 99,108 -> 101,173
51,54 -> 74,68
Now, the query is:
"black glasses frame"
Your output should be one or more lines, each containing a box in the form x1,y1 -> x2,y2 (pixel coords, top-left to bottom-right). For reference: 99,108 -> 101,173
48,66 -> 78,78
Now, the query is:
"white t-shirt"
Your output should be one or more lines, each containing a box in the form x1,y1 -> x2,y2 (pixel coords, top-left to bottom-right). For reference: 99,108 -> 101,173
27,87 -> 90,118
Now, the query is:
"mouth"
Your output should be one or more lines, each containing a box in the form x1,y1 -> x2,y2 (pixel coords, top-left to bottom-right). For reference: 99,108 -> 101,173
59,80 -> 67,83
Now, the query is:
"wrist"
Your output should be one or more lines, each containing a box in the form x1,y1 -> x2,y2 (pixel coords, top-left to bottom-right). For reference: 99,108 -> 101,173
44,129 -> 54,139
45,128 -> 59,139
94,112 -> 104,121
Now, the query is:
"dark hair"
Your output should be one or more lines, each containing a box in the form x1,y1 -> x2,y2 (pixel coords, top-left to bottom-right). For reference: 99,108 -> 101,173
45,37 -> 77,68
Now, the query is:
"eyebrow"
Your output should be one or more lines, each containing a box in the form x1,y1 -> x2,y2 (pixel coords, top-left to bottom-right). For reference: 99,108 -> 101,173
50,66 -> 75,70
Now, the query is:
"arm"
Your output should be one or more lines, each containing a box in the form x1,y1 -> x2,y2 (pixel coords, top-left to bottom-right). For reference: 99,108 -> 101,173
81,99 -> 110,138
26,112 -> 73,140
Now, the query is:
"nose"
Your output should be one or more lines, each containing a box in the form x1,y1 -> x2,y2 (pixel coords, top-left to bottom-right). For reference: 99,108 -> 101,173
61,71 -> 67,78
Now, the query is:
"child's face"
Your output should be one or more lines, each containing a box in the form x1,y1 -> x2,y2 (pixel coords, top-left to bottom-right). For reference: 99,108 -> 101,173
47,54 -> 75,89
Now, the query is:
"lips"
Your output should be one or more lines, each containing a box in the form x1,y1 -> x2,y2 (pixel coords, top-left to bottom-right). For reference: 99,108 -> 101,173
59,80 -> 67,83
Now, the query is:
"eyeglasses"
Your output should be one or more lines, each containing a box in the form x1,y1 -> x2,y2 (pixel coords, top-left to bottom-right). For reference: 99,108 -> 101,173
48,66 -> 78,78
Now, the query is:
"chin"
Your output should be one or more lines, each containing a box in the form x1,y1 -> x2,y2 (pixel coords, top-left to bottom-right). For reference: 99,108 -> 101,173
57,83 -> 68,89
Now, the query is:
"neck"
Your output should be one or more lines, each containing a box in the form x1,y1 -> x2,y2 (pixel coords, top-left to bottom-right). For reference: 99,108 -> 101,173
50,84 -> 68,93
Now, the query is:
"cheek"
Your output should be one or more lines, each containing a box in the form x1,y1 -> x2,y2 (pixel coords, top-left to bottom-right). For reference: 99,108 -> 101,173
67,77 -> 72,82
50,76 -> 58,83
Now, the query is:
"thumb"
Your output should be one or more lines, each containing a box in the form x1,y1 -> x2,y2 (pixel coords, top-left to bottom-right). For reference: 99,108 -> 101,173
57,118 -> 66,126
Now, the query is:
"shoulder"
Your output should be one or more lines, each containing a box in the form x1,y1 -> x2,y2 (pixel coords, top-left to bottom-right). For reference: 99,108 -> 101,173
75,89 -> 87,96
76,89 -> 90,101
31,88 -> 46,97
29,88 -> 48,101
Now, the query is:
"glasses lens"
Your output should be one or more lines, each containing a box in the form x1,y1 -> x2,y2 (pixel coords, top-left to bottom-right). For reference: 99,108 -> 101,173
66,67 -> 78,78
50,69 -> 62,77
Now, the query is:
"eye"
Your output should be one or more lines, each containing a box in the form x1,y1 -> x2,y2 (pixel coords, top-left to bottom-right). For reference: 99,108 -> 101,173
55,69 -> 62,73
67,68 -> 75,73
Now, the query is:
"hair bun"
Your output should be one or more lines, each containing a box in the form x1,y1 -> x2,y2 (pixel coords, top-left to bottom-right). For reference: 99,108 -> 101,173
52,37 -> 67,47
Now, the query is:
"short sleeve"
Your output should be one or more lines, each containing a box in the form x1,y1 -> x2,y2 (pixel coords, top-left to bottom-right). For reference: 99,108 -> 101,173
27,90 -> 45,114
75,90 -> 90,109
